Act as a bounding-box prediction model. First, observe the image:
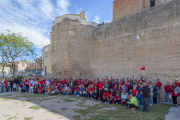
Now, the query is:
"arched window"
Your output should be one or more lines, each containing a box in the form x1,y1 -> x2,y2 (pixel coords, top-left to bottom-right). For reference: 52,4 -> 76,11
150,0 -> 155,7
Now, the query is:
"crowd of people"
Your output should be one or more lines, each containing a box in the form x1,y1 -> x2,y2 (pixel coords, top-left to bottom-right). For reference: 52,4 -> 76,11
0,76 -> 180,112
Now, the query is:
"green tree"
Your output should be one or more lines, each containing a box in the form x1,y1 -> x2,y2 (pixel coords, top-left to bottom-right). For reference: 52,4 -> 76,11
0,30 -> 36,79
0,35 -> 8,78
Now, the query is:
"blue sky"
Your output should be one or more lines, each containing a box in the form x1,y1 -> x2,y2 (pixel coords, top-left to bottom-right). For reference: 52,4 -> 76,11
0,0 -> 113,57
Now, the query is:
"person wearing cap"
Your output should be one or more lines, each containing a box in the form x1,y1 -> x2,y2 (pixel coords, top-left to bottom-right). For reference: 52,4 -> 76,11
141,82 -> 150,113
99,79 -> 104,101
164,81 -> 172,103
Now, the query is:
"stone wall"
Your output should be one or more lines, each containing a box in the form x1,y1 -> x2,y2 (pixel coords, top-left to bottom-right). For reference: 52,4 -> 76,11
91,0 -> 180,97
51,17 -> 96,78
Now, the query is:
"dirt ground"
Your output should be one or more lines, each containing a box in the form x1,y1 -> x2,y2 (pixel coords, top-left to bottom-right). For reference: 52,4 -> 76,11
0,93 -> 117,120
0,92 -> 173,120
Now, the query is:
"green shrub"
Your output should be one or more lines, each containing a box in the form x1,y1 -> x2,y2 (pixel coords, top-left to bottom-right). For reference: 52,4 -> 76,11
11,75 -> 24,80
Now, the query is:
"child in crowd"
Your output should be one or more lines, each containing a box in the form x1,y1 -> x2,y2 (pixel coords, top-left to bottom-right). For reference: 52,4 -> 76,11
13,82 -> 17,92
103,89 -> 109,103
92,86 -> 98,100
38,84 -> 43,94
46,85 -> 51,95
21,84 -> 27,93
107,92 -> 114,105
114,94 -> 121,104
67,87 -> 72,95
121,90 -> 128,105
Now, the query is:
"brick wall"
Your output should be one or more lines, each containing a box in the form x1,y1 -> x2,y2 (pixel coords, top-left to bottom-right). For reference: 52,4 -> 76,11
113,0 -> 172,21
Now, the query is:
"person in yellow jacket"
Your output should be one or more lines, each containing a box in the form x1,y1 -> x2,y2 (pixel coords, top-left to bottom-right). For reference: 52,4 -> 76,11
126,94 -> 138,110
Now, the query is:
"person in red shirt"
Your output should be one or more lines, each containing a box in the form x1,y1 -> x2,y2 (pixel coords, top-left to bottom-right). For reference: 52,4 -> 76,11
4,79 -> 8,92
38,84 -> 43,94
107,91 -> 114,104
164,81 -> 172,103
156,78 -> 162,102
94,81 -> 98,89
171,82 -> 178,107
76,79 -> 81,85
103,89 -> 108,103
114,94 -> 121,104
175,79 -> 180,105
74,85 -> 78,93
119,83 -> 123,92
132,85 -> 138,97
89,85 -> 94,97
99,80 -> 104,101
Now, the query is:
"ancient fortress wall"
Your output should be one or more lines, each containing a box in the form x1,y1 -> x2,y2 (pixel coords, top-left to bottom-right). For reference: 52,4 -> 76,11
91,0 -> 180,85
51,0 -> 180,85
51,15 -> 96,78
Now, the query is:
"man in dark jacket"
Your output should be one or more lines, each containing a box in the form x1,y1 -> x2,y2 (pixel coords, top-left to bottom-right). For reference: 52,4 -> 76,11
14,76 -> 20,92
141,82 -> 150,113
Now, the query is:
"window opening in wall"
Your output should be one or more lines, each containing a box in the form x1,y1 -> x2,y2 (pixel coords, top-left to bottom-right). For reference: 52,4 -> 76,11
150,0 -> 155,7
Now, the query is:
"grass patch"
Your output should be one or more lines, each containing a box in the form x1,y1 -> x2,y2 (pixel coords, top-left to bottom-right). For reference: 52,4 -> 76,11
8,116 -> 17,120
24,117 -> 33,120
72,115 -> 81,120
63,98 -> 74,102
85,103 -> 171,120
0,97 -> 13,101
29,105 -> 42,110
61,108 -> 69,111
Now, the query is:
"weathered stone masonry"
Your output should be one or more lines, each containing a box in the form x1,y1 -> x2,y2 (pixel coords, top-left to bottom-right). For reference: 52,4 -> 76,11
51,0 -> 180,90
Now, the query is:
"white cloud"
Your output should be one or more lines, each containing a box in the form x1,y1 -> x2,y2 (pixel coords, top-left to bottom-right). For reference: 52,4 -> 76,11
0,0 -> 71,49
57,0 -> 70,14
93,15 -> 100,24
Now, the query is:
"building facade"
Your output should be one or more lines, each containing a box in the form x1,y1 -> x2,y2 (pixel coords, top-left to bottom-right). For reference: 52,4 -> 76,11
113,0 -> 172,21
42,44 -> 52,75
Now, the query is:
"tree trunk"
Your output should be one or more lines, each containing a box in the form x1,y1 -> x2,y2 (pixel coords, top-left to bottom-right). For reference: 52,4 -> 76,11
2,67 -> 4,78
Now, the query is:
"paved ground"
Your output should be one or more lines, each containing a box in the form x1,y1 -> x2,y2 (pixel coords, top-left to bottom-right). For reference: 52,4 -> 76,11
165,106 -> 180,120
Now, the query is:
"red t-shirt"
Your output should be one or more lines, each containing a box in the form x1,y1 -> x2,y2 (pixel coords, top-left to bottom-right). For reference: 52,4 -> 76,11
76,80 -> 81,85
39,81 -> 43,85
157,82 -> 162,90
43,80 -> 46,84
115,95 -> 120,99
4,81 -> 8,86
164,85 -> 171,93
99,83 -> 104,90
113,82 -> 116,87
133,89 -> 138,96
94,84 -> 98,89
109,94 -> 113,100
38,86 -> 43,91
177,82 -> 180,87
63,80 -> 66,84
74,87 -> 78,91
119,86 -> 123,91
122,81 -> 125,85
172,87 -> 178,96
89,88 -> 94,93
51,81 -> 54,85
103,92 -> 108,97
59,81 -> 63,84
59,88 -> 62,92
